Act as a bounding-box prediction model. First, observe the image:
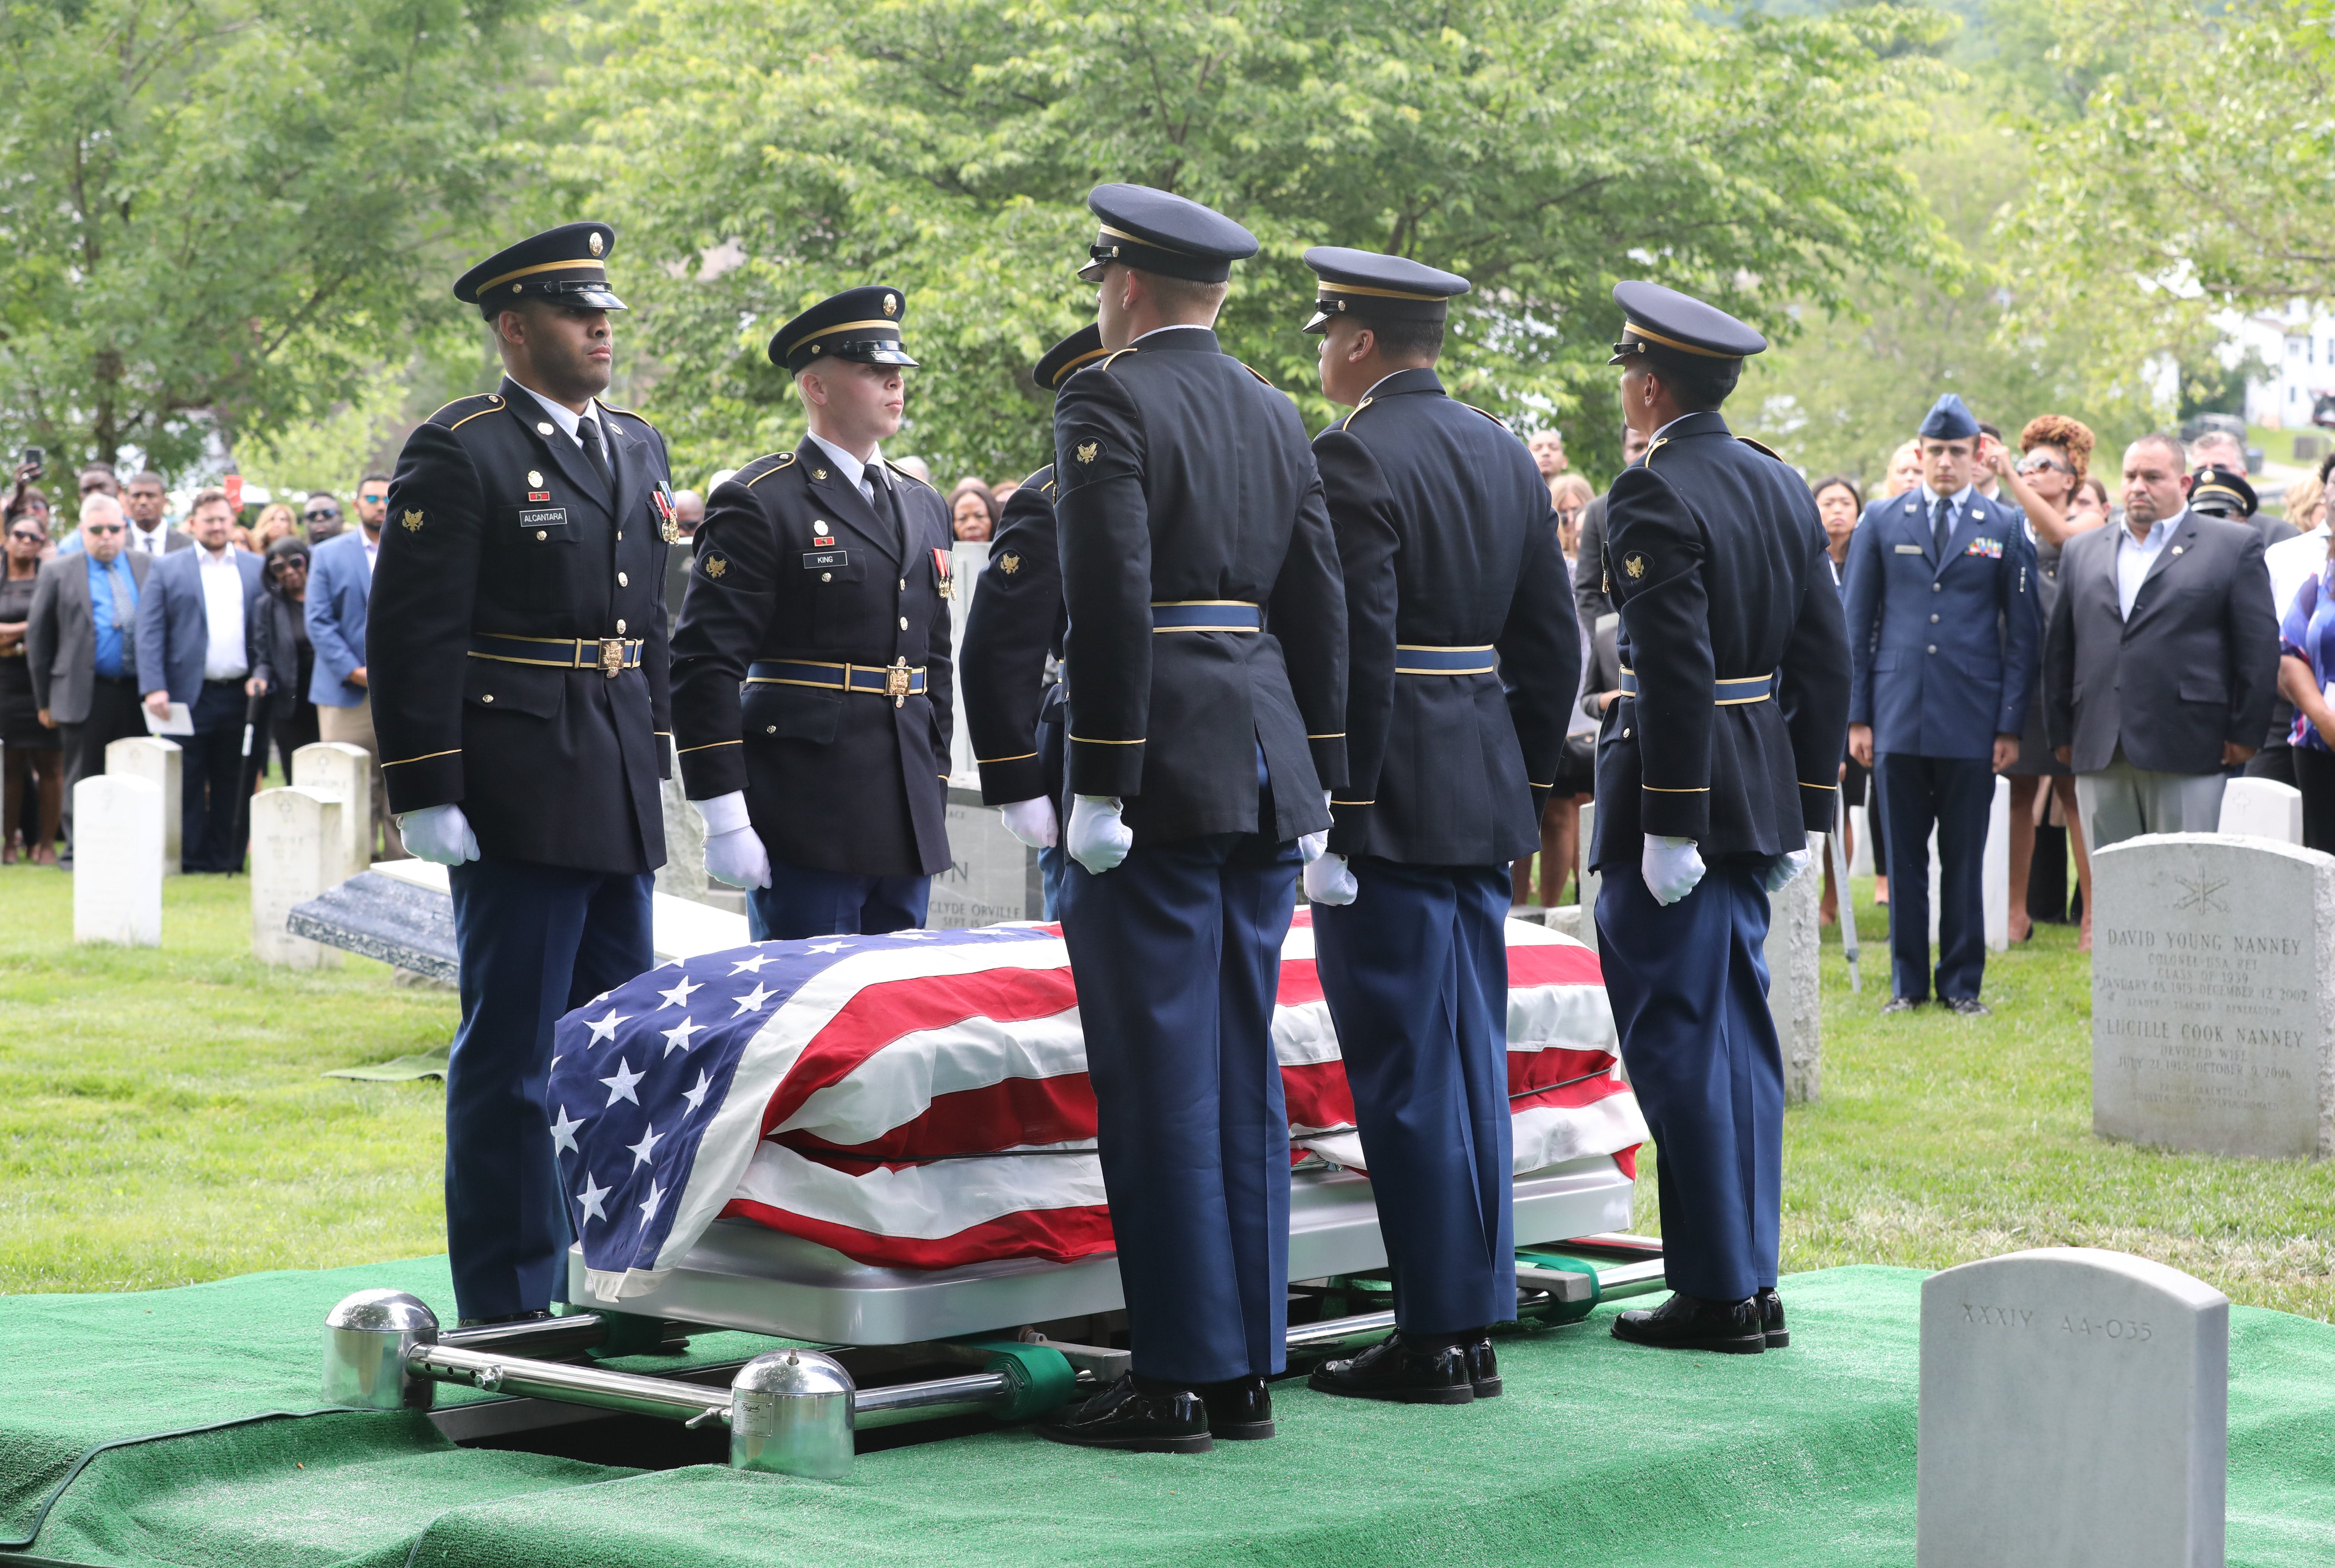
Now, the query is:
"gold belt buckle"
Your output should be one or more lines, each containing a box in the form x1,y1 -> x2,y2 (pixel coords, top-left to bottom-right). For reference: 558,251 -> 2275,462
885,658 -> 911,707
597,638 -> 625,678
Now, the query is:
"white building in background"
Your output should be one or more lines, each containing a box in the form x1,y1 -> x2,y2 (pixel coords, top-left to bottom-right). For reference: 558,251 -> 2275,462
2232,306 -> 2335,429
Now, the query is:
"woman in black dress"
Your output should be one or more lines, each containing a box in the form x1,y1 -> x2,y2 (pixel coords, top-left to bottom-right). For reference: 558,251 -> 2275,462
250,536 -> 320,782
0,515 -> 62,862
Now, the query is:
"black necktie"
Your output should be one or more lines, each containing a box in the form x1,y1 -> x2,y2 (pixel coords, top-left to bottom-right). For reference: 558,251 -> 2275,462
579,415 -> 613,496
865,461 -> 901,552
1932,496 -> 1954,558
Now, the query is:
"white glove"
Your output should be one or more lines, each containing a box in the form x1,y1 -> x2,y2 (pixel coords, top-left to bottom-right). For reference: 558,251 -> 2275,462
1000,796 -> 1059,850
695,790 -> 771,890
1641,834 -> 1706,907
1304,851 -> 1358,906
1762,847 -> 1813,893
398,803 -> 479,866
1066,795 -> 1133,875
1297,790 -> 1332,864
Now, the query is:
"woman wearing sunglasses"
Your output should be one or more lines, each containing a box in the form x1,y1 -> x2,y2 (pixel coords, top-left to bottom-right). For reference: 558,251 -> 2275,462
249,535 -> 321,780
0,517 -> 63,861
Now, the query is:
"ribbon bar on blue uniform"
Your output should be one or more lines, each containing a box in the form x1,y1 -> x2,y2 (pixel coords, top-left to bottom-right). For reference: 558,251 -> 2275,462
1393,644 -> 1498,676
1149,600 -> 1261,632
1616,667 -> 1777,705
747,658 -> 929,698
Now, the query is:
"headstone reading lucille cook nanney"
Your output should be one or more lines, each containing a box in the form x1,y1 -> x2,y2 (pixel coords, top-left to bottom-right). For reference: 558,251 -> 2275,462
1917,1247 -> 2227,1568
2090,833 -> 2335,1161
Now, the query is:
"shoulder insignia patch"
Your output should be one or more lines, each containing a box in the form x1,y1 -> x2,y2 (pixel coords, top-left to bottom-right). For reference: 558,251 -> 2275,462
701,552 -> 730,580
998,552 -> 1021,575
400,509 -> 425,533
1623,551 -> 1649,580
1737,435 -> 1784,462
1074,441 -> 1100,465
1458,400 -> 1511,430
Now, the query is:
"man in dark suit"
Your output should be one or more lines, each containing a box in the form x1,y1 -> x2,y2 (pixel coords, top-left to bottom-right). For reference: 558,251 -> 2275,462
307,484 -> 404,858
1590,282 -> 1849,1355
1296,247 -> 1578,1406
134,488 -> 265,872
372,221 -> 676,1326
669,285 -> 955,941
26,495 -> 153,852
1841,393 -> 2040,1016
959,325 -> 1100,920
2046,433 -> 2278,848
1569,423 -> 1651,626
121,471 -> 191,558
1034,185 -> 1346,1454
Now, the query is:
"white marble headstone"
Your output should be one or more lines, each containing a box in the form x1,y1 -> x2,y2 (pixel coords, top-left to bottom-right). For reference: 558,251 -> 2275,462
946,539 -> 990,787
1573,801 -> 1601,958
1765,830 -> 1822,1103
2215,777 -> 2302,844
249,786 -> 344,969
927,787 -> 1037,929
1918,1247 -> 2227,1568
290,741 -> 373,885
73,775 -> 162,946
654,754 -> 709,905
104,736 -> 181,876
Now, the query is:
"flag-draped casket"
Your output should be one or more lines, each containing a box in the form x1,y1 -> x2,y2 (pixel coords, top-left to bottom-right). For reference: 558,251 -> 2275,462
549,914 -> 1644,1302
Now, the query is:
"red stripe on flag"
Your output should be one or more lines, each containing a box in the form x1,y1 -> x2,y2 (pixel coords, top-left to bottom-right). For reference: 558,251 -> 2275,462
1281,1060 -> 1356,1132
719,1196 -> 1116,1268
776,1072 -> 1098,1161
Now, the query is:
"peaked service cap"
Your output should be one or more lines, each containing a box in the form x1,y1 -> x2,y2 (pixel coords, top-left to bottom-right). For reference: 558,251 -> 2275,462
1078,184 -> 1258,284
454,222 -> 626,317
1302,246 -> 1469,335
770,285 -> 918,373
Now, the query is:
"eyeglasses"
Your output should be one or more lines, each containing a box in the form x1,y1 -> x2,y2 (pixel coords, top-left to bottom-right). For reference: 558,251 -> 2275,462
2016,455 -> 2071,476
358,493 -> 386,505
7,531 -> 43,545
303,507 -> 340,521
84,523 -> 123,535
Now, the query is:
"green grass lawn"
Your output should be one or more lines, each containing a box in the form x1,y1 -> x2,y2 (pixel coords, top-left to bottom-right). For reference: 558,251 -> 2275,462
1,861 -> 2330,1319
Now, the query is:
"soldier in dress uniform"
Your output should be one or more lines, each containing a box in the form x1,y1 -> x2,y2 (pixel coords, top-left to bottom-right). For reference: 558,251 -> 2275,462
1034,185 -> 1347,1454
959,324 -> 1104,919
1294,248 -> 1579,1404
371,221 -> 678,1325
668,287 -> 956,940
1590,281 -> 1849,1354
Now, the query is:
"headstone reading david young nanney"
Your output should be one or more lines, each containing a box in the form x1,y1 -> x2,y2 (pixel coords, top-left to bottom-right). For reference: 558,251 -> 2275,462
2090,833 -> 2335,1161
250,786 -> 346,969
73,774 -> 162,947
1917,1247 -> 2227,1568
104,735 -> 181,876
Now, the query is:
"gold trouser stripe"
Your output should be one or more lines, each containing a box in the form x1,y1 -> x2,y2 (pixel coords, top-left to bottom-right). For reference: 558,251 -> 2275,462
1332,798 -> 1374,806
1071,734 -> 1145,745
1642,785 -> 1710,793
1800,780 -> 1835,790
384,748 -> 461,768
1308,732 -> 1345,739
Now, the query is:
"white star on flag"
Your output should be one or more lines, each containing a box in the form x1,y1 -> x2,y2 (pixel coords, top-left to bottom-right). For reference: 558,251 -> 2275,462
586,1008 -> 632,1045
577,1174 -> 611,1223
805,940 -> 851,954
656,973 -> 702,1010
729,952 -> 776,975
549,1105 -> 585,1155
660,1015 -> 706,1056
600,1057 -> 645,1107
889,930 -> 935,940
681,1071 -> 712,1113
732,981 -> 775,1015
639,1180 -> 667,1223
626,1123 -> 665,1169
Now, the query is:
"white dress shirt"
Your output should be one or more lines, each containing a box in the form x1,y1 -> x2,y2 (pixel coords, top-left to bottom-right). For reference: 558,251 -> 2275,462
2265,523 -> 2330,625
514,381 -> 607,454
197,545 -> 248,680
128,520 -> 171,555
2114,508 -> 2183,620
361,529 -> 379,578
804,431 -> 886,503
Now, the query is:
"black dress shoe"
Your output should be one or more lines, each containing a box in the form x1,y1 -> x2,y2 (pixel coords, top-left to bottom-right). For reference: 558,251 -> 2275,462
454,1308 -> 556,1328
1035,1373 -> 1212,1453
1945,997 -> 1991,1017
1755,1287 -> 1789,1348
1308,1333 -> 1474,1404
1462,1336 -> 1502,1398
1610,1292 -> 1765,1354
1197,1374 -> 1274,1440
1881,996 -> 1922,1015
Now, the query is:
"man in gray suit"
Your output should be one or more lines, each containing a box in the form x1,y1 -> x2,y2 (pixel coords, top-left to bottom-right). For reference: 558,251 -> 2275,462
2045,432 -> 2279,849
26,494 -> 154,852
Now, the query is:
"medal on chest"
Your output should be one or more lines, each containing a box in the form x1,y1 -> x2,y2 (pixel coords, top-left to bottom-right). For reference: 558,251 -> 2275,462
932,545 -> 955,600
652,482 -> 680,543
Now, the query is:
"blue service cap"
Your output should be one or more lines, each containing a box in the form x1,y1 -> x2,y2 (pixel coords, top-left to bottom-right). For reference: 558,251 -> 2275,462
454,222 -> 626,318
1918,393 -> 1981,442
770,285 -> 918,373
1078,184 -> 1258,284
1034,324 -> 1106,390
1301,246 -> 1469,335
1608,281 -> 1766,366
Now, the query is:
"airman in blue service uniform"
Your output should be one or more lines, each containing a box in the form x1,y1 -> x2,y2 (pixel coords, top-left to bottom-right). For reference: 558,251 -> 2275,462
667,287 -> 956,940
1293,248 -> 1580,1405
1035,185 -> 1347,1454
1590,281 -> 1850,1355
372,221 -> 678,1325
958,325 -> 1104,918
1841,392 -> 2039,1015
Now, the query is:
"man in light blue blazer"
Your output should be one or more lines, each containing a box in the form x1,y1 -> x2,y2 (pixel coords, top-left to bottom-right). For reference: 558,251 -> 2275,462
305,473 -> 403,857
134,488 -> 266,872
1842,394 -> 2040,1016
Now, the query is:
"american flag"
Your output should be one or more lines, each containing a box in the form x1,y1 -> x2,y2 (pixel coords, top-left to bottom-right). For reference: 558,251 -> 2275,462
550,915 -> 1644,1305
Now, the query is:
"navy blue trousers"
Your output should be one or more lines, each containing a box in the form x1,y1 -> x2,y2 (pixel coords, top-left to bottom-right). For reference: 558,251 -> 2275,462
446,857 -> 653,1319
1874,751 -> 1991,1002
182,682 -> 250,872
1313,859 -> 1515,1335
1595,862 -> 1781,1304
1059,827 -> 1301,1384
748,859 -> 930,941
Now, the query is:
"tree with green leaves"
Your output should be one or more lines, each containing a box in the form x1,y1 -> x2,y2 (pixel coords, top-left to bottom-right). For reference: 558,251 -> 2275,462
563,0 -> 1955,486
0,0 -> 543,477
